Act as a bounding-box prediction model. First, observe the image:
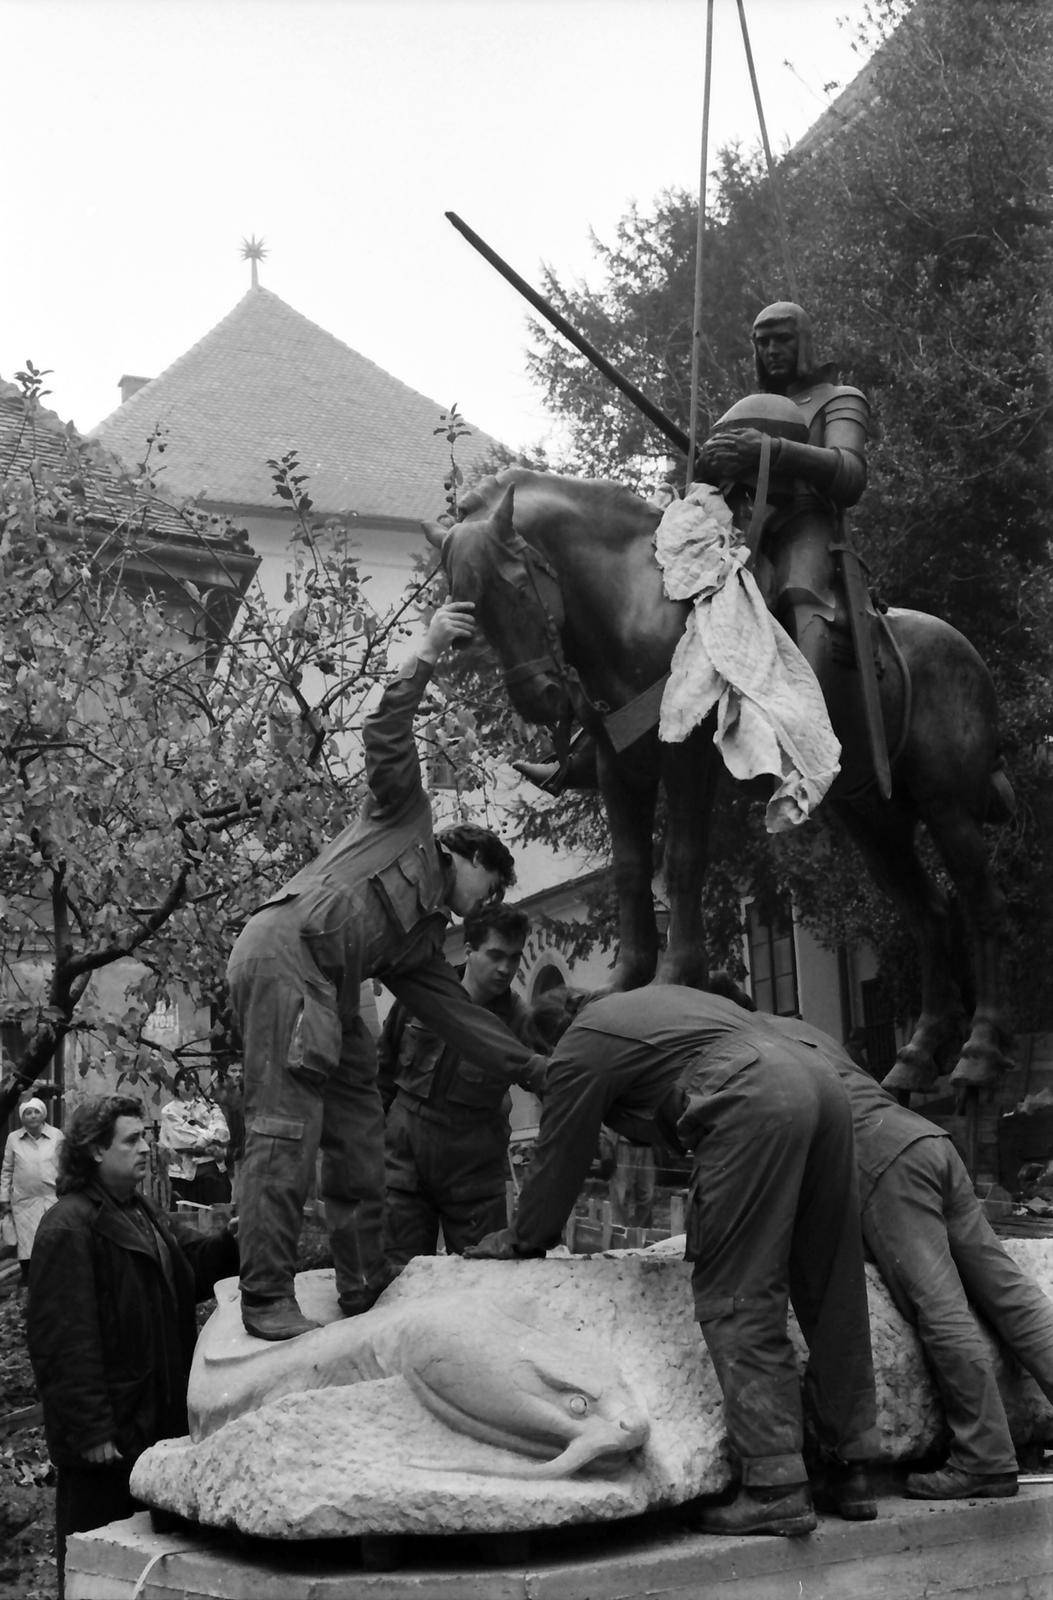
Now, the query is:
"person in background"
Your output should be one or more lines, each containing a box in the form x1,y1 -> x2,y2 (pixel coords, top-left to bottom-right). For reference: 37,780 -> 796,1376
379,904 -> 536,1266
0,1097 -> 64,1285
158,1068 -> 230,1208
466,985 -> 878,1535
26,1095 -> 237,1597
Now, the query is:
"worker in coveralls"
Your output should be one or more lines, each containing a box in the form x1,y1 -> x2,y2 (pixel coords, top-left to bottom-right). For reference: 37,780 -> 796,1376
379,903 -> 534,1265
227,601 -> 546,1341
466,986 -> 878,1536
767,1011 -> 1053,1502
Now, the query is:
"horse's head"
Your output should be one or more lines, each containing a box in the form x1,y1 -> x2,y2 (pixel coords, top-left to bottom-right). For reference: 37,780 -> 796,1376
422,485 -> 572,727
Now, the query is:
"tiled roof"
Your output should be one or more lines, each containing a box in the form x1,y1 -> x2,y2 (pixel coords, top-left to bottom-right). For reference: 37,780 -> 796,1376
0,378 -> 198,546
92,287 -> 507,520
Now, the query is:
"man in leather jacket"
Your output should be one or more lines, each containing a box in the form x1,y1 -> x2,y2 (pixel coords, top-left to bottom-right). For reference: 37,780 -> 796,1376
227,602 -> 546,1341
27,1095 -> 237,1596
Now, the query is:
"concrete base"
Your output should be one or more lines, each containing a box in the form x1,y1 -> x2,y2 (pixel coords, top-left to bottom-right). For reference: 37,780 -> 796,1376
67,1490 -> 1053,1600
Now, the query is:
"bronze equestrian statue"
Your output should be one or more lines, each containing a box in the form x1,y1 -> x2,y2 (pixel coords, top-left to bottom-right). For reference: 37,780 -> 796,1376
424,307 -> 1014,1094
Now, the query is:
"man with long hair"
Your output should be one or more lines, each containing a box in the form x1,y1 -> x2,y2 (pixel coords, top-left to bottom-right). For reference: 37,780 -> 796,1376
26,1095 -> 237,1596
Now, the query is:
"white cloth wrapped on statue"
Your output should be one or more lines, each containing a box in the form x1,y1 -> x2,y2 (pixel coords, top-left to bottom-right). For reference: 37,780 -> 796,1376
654,483 -> 841,832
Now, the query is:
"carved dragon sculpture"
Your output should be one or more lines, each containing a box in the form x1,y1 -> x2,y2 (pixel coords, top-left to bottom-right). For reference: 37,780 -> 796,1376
190,1282 -> 649,1479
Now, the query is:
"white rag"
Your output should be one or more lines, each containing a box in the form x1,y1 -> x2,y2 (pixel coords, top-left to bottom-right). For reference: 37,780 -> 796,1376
654,484 -> 841,833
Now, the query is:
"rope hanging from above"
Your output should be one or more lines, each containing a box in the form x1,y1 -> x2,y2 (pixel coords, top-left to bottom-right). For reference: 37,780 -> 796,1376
685,0 -> 802,492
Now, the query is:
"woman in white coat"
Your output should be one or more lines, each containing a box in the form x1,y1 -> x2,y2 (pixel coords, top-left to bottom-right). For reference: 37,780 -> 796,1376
0,1098 -> 64,1283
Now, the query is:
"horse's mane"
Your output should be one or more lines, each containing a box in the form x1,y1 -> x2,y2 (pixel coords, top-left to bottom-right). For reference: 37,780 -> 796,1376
458,468 -> 648,524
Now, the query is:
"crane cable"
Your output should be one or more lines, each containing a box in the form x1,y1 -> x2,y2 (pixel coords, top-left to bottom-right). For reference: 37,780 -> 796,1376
685,0 -> 715,492
737,0 -> 802,303
685,0 -> 802,492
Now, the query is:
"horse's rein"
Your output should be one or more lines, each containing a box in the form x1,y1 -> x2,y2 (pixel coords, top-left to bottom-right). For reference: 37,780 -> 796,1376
501,531 -> 624,769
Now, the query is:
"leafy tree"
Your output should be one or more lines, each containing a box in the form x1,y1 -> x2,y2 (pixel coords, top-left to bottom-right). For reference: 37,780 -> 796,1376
0,379 -> 460,1117
466,0 -> 1053,1026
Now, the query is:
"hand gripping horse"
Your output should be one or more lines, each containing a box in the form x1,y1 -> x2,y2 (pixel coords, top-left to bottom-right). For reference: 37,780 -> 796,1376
424,467 -> 1015,1092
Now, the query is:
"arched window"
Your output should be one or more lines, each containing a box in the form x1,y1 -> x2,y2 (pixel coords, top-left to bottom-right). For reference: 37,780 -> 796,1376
530,962 -> 567,1001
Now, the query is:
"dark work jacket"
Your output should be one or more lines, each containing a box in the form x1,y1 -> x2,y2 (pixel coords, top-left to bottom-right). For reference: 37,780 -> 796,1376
514,987 -> 782,1251
27,1184 -> 237,1469
378,979 -> 535,1114
243,656 -> 545,1098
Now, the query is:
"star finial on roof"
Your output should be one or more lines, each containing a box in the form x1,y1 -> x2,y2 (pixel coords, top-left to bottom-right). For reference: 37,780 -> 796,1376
240,235 -> 268,289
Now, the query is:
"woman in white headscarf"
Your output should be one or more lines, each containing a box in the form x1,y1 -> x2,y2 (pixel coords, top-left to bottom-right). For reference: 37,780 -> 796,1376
0,1098 -> 64,1283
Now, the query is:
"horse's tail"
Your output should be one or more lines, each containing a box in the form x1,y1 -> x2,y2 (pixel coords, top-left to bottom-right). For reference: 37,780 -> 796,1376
987,754 -> 1016,824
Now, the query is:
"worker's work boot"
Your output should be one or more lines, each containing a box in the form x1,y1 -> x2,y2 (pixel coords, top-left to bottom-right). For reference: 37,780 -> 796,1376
690,1483 -> 817,1537
242,1296 -> 320,1342
816,1461 -> 878,1520
905,1466 -> 1018,1500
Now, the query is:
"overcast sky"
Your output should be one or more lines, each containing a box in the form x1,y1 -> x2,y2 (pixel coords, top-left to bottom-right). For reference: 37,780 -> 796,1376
1,0 -> 880,454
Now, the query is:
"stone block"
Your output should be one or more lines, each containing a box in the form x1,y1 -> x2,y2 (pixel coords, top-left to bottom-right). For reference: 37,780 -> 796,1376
128,1242 -> 1053,1541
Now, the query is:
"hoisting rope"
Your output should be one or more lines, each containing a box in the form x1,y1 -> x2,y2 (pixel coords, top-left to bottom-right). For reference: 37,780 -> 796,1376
685,0 -> 803,493
685,0 -> 715,493
736,0 -> 802,303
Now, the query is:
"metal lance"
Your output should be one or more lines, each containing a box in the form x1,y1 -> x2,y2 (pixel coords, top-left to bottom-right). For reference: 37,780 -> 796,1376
445,212 -> 691,462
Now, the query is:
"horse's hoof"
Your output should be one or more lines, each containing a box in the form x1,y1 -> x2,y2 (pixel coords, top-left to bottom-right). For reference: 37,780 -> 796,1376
949,1054 -> 1008,1091
881,1057 -> 940,1094
512,760 -> 564,795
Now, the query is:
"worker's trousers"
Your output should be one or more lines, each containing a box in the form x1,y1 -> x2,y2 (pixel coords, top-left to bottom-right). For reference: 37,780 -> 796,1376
865,1136 -> 1053,1475
686,1040 -> 877,1488
228,903 -> 388,1314
384,1094 -> 509,1266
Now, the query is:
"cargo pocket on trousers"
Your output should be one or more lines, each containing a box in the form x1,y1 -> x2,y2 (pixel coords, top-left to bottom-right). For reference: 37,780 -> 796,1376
250,1115 -> 306,1141
248,1114 -> 306,1181
286,998 -> 340,1087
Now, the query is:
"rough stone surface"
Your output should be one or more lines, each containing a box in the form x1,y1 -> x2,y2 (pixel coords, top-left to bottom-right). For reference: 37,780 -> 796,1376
130,1242 -> 1053,1540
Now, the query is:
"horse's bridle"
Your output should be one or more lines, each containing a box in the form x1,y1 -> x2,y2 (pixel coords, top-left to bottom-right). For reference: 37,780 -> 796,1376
439,523 -> 597,766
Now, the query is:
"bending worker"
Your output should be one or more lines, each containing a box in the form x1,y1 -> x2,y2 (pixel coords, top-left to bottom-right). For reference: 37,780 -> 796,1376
227,602 -> 546,1342
769,1011 -> 1053,1501
466,985 -> 878,1536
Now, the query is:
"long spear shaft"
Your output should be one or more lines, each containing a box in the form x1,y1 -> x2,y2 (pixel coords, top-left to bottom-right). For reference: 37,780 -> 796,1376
445,210 -> 691,459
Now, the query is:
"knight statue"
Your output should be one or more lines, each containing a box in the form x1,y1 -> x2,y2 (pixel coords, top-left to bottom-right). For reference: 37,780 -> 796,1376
697,303 -> 887,794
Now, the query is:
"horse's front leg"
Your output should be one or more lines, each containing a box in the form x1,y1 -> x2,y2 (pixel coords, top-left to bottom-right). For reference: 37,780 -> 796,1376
655,728 -> 719,989
597,742 -> 660,990
925,797 -> 1013,1089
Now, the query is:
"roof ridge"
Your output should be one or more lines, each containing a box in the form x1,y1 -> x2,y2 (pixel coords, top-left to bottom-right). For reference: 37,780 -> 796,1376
93,283 -> 495,439
91,287 -> 266,434
92,282 -> 509,518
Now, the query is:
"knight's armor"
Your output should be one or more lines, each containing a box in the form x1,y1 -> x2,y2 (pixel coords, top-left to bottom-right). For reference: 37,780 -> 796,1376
708,382 -> 870,682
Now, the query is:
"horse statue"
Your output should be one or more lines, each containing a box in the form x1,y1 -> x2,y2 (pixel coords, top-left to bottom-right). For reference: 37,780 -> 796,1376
424,467 -> 1015,1093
